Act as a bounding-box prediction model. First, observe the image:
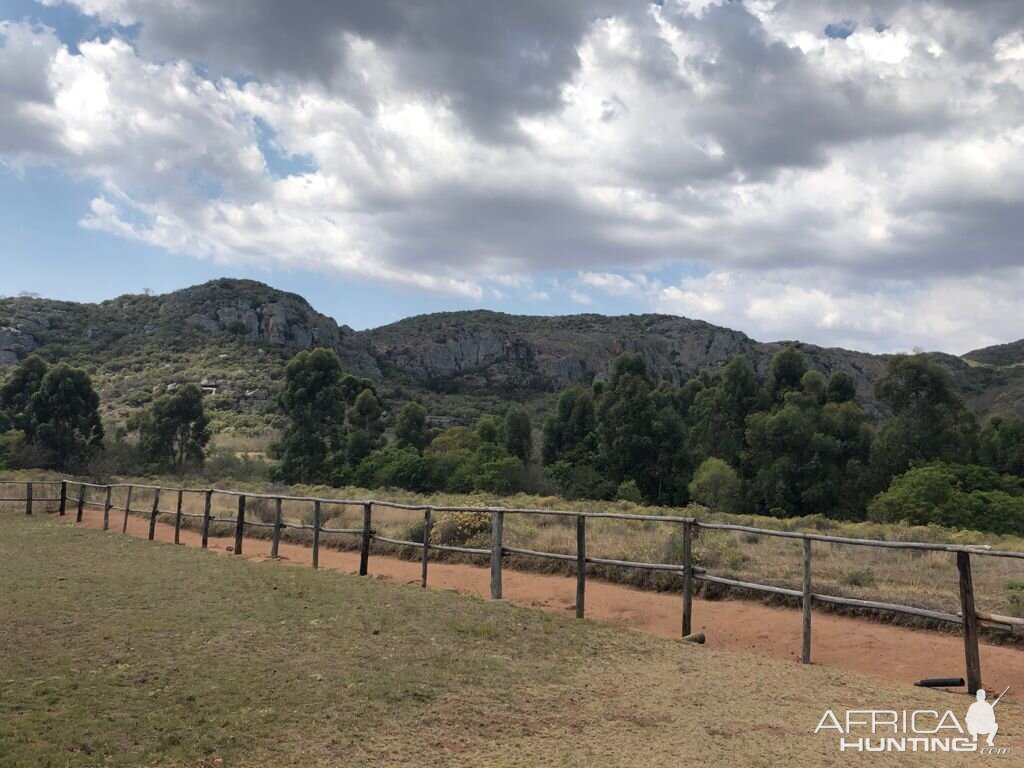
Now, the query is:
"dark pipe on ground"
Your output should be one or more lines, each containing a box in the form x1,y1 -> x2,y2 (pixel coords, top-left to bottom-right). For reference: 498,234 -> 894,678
914,677 -> 965,688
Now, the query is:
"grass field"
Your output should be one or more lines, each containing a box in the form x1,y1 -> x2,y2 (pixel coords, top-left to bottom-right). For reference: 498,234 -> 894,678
2,513 -> 1021,767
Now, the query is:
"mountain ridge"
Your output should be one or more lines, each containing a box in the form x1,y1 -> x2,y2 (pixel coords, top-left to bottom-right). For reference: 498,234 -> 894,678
1,278 -> 1021,430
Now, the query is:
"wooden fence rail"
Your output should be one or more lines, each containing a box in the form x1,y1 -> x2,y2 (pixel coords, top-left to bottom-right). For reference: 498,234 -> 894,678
4,477 -> 1024,695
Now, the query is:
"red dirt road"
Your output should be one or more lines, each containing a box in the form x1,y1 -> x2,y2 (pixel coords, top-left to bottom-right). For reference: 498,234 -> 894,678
64,507 -> 1024,701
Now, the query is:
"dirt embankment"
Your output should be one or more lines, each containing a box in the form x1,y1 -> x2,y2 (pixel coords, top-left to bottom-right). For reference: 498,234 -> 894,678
65,508 -> 1024,702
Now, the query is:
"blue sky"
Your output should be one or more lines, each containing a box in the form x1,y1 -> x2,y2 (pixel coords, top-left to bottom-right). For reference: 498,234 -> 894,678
1,0 -> 1023,350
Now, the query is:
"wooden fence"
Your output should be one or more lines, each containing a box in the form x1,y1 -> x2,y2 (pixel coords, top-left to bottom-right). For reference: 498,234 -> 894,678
5,477 -> 1024,694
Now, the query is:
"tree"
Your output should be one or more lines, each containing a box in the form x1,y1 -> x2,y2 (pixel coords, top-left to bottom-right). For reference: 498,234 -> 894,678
978,416 -> 1024,477
139,384 -> 210,472
689,355 -> 762,468
767,346 -> 808,402
395,402 -> 429,452
868,462 -> 1024,535
276,348 -> 347,484
542,385 -> 598,465
597,354 -> 662,501
0,355 -> 48,437
346,388 -> 386,465
689,458 -> 742,513
870,355 -> 977,489
826,371 -> 857,404
29,363 -> 104,469
504,405 -> 532,462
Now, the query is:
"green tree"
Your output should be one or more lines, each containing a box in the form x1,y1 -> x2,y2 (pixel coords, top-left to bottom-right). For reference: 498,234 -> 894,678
504,405 -> 533,462
346,388 -> 386,465
394,402 -> 429,452
0,355 -> 48,438
870,354 -> 977,489
276,349 -> 347,484
139,384 -> 211,472
541,385 -> 598,465
826,371 -> 857,403
688,457 -> 742,512
29,363 -> 104,469
868,462 -> 1024,534
689,355 -> 762,467
767,346 -> 808,402
978,416 -> 1024,477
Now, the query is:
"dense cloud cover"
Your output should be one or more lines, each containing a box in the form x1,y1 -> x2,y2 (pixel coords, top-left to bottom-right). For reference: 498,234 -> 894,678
2,0 -> 1023,351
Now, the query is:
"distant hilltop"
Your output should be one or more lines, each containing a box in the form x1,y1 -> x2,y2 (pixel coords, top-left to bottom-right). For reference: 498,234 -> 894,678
1,278 -> 1022,429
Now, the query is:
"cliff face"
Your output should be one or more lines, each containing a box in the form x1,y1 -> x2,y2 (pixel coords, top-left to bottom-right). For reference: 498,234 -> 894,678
355,310 -> 890,406
0,278 -> 1017,424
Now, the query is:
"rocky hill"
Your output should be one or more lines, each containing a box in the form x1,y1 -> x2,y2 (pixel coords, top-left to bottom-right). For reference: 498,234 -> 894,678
1,278 -> 1021,433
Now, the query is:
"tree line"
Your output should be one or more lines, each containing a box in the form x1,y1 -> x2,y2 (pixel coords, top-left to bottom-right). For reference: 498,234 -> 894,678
3,345 -> 1024,534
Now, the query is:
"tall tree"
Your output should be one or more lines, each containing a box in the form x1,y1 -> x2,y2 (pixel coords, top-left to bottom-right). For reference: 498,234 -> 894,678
767,346 -> 808,402
276,348 -> 347,484
504,405 -> 533,462
0,355 -> 48,438
870,354 -> 977,489
29,363 -> 104,470
689,355 -> 762,468
394,402 -> 429,452
542,385 -> 598,465
978,416 -> 1024,477
346,388 -> 386,464
139,384 -> 211,472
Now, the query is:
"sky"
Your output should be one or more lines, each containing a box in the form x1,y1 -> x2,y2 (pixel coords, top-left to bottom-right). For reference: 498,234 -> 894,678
0,0 -> 1022,353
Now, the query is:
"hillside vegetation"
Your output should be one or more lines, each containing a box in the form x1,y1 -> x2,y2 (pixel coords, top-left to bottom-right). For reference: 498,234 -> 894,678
4,279 -> 1024,440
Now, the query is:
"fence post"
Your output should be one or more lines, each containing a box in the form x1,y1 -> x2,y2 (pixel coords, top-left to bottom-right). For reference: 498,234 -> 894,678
75,484 -> 85,523
102,485 -> 112,530
148,488 -> 161,541
490,510 -> 504,600
270,497 -> 282,559
122,486 -> 133,534
234,494 -> 246,555
682,521 -> 693,637
201,490 -> 212,549
802,538 -> 812,664
957,551 -> 983,694
312,501 -> 321,570
174,490 -> 183,545
59,481 -> 67,516
576,515 -> 586,619
359,502 -> 372,576
25,482 -> 32,515
421,508 -> 432,588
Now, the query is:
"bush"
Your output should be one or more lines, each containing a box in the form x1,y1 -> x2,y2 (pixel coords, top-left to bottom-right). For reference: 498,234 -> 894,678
868,462 -> 1024,534
1008,579 -> 1024,618
615,480 -> 644,503
838,568 -> 876,588
431,512 -> 491,547
688,458 -> 741,513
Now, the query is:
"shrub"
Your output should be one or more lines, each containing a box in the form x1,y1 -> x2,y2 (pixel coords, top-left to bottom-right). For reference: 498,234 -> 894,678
431,511 -> 491,547
1008,579 -> 1024,618
838,568 -> 876,588
688,458 -> 742,513
615,480 -> 644,503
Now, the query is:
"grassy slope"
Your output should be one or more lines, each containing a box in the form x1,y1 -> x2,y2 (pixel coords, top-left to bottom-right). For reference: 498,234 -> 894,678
2,514 -> 1020,767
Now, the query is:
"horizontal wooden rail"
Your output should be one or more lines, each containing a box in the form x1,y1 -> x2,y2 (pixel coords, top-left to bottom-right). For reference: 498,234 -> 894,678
8,477 -> 1024,695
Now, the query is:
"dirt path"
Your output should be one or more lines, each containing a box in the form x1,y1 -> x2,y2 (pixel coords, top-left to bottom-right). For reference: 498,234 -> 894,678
64,508 -> 1024,701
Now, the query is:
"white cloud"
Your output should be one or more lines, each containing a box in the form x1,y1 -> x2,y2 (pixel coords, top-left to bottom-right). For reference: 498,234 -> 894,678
2,0 -> 1024,349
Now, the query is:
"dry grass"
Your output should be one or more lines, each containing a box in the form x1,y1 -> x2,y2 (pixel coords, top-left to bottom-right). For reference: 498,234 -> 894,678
2,513 -> 1021,767
5,470 -> 1024,630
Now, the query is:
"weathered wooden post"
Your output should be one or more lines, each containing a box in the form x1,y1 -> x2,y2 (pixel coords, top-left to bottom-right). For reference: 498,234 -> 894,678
490,510 -> 504,600
421,508 -> 432,588
75,484 -> 85,523
576,515 -> 586,619
802,538 -> 812,664
233,494 -> 246,555
59,481 -> 67,516
682,521 -> 693,637
25,482 -> 32,515
269,497 -> 282,559
122,486 -> 133,534
201,490 -> 212,549
102,485 -> 112,530
148,488 -> 161,541
311,501 -> 321,570
359,502 -> 372,576
174,490 -> 183,544
957,551 -> 983,693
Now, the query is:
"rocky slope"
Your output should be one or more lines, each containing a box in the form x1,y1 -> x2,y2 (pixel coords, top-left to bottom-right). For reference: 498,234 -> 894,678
0,278 -> 1020,429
